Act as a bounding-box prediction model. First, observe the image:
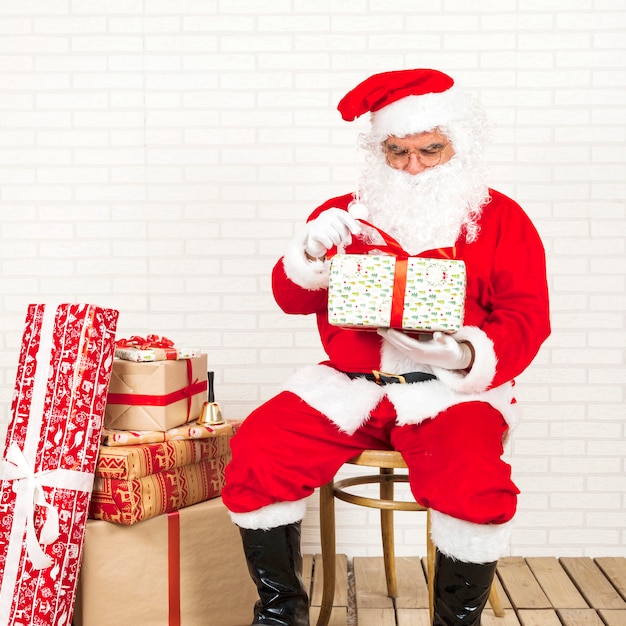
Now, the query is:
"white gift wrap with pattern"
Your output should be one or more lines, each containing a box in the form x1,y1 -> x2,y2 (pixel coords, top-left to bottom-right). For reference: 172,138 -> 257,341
328,254 -> 466,332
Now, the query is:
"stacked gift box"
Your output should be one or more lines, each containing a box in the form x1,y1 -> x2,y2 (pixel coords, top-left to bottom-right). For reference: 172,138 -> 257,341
1,314 -> 256,626
72,336 -> 257,625
87,341 -> 234,526
89,422 -> 234,524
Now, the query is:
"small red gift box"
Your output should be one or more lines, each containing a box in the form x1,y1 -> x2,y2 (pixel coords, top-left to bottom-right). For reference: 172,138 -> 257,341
0,303 -> 118,626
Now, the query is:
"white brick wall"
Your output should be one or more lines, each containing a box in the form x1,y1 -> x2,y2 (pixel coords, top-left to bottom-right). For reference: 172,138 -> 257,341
1,2 -> 624,559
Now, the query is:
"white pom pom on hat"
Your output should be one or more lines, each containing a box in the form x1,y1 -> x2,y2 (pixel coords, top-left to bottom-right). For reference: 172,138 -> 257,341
347,201 -> 369,220
337,68 -> 468,139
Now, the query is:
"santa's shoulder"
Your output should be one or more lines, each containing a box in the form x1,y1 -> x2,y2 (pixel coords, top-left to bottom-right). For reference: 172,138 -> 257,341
481,188 -> 543,240
484,188 -> 535,221
485,187 -> 522,210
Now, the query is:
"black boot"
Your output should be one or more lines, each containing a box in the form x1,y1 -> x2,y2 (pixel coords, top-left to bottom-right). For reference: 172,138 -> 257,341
432,549 -> 497,625
239,522 -> 309,626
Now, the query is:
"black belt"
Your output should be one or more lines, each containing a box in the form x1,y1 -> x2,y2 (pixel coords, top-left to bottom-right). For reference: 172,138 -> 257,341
345,370 -> 437,385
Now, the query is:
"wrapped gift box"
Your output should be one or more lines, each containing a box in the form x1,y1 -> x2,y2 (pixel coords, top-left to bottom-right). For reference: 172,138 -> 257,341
104,353 -> 208,431
115,346 -> 201,362
73,497 -> 258,626
328,253 -> 466,332
95,422 -> 234,478
89,457 -> 228,524
89,423 -> 234,524
0,302 -> 118,626
100,418 -> 240,446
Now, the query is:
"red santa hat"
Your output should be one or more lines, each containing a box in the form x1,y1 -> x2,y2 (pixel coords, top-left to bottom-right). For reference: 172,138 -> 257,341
337,68 -> 467,139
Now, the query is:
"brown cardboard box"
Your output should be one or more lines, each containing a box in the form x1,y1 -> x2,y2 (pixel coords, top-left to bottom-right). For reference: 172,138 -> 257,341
74,497 -> 257,626
104,354 -> 208,431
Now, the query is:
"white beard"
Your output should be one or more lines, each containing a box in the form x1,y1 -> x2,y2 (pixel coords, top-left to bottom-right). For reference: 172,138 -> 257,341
357,153 -> 489,255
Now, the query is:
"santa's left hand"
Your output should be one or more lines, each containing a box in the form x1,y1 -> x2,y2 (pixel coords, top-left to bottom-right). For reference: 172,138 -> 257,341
377,329 -> 473,371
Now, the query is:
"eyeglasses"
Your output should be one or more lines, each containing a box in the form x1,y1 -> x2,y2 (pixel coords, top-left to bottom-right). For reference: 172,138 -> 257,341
383,141 -> 449,169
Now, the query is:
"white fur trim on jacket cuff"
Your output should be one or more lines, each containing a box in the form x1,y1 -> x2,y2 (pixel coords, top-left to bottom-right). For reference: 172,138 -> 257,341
282,227 -> 329,290
229,499 -> 307,530
431,326 -> 497,394
429,509 -> 513,563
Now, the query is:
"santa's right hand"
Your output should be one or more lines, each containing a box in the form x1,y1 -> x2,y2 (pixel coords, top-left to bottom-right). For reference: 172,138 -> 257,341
304,208 -> 361,258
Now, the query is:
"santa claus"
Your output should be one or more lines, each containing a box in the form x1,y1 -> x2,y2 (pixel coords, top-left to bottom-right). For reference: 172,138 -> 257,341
223,68 -> 551,626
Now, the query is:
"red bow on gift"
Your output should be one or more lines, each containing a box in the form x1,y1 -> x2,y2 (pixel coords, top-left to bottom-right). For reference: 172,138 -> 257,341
116,335 -> 175,350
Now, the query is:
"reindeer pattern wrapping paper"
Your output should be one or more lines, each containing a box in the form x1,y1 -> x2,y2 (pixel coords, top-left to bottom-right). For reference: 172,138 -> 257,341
88,425 -> 234,524
0,303 -> 118,626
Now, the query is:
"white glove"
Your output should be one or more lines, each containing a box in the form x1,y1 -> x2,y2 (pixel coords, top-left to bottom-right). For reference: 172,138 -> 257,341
304,208 -> 361,258
377,329 -> 473,371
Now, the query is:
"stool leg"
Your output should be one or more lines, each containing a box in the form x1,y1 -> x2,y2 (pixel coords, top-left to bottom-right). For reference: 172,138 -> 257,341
488,578 -> 506,617
380,468 -> 397,598
317,481 -> 336,626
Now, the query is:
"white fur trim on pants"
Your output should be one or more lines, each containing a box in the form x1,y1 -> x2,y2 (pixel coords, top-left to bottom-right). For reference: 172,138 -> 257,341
229,499 -> 308,530
429,509 -> 513,563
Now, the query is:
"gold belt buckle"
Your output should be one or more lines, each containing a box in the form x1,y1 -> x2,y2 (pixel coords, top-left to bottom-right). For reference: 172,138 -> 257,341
372,370 -> 407,385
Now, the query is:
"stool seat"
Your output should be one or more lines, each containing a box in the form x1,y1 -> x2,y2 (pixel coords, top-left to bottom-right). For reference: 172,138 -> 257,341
315,449 -> 504,626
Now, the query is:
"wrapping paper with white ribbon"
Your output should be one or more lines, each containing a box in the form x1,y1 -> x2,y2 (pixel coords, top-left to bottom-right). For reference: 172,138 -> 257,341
0,303 -> 118,626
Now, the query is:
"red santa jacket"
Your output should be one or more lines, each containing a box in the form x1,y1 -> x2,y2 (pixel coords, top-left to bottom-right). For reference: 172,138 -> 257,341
271,189 -> 551,435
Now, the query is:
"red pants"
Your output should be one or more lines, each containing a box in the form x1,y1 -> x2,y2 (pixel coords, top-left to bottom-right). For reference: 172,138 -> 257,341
223,391 -> 518,525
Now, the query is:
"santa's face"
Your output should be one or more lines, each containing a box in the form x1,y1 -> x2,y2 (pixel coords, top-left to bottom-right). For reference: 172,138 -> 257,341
358,128 -> 488,254
382,130 -> 455,175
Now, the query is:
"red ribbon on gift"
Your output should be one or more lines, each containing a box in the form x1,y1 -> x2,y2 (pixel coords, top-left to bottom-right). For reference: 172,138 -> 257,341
390,258 -> 408,329
341,219 -> 457,260
116,334 -> 179,359
107,360 -> 207,423
337,219 -> 458,329
168,511 -> 181,626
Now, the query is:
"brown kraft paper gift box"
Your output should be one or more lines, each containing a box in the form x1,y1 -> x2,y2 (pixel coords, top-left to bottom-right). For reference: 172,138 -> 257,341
88,424 -> 234,524
104,353 -> 208,431
73,497 -> 258,626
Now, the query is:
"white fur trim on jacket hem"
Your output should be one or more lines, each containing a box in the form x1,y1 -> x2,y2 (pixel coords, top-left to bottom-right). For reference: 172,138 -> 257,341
429,510 -> 513,563
282,227 -> 330,290
385,377 -> 519,430
283,364 -> 386,435
380,325 -> 519,430
229,499 -> 308,530
282,363 -> 520,433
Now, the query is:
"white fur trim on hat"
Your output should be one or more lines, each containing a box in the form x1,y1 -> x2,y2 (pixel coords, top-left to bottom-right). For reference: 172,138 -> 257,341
429,509 -> 513,563
371,85 -> 468,139
229,498 -> 307,530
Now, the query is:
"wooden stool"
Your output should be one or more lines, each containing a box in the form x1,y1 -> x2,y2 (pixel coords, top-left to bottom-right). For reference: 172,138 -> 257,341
316,450 -> 504,626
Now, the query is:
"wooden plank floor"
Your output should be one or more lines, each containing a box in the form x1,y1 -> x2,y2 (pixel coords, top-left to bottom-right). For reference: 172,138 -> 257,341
304,555 -> 626,626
